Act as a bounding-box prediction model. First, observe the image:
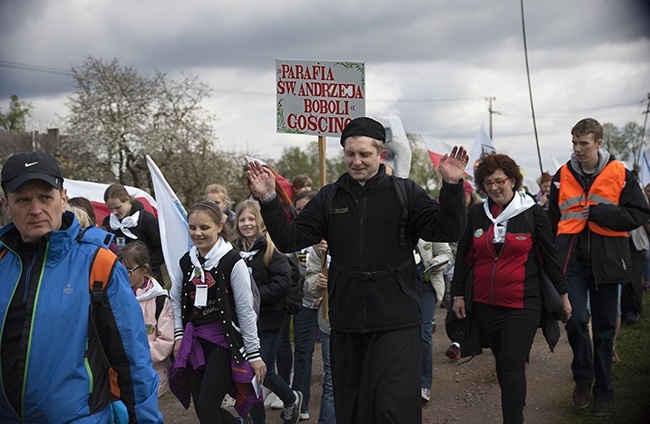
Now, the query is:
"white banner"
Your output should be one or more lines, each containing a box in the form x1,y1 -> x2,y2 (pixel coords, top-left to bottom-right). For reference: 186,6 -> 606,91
145,156 -> 192,288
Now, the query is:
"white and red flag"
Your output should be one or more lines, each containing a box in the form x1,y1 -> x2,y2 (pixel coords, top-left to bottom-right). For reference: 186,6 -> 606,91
63,179 -> 157,225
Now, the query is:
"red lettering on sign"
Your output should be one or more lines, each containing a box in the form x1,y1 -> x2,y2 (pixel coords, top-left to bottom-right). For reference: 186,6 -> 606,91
286,114 -> 352,134
279,64 -> 336,81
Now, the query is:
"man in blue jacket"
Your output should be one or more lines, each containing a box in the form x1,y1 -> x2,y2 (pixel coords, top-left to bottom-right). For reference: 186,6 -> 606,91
248,117 -> 468,424
0,152 -> 162,423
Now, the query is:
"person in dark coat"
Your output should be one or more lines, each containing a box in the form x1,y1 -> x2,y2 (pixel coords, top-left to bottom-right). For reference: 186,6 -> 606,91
233,200 -> 302,424
247,117 -> 469,424
102,183 -> 165,283
548,118 -> 650,416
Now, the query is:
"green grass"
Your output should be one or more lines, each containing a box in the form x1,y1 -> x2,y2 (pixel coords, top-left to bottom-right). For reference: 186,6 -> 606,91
560,291 -> 650,423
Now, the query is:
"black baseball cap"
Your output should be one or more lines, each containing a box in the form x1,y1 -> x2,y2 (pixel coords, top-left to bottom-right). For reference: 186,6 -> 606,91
1,152 -> 63,193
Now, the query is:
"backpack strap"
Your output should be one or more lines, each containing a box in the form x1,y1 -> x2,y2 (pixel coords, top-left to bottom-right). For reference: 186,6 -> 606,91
90,247 -> 118,304
155,294 -> 167,320
86,247 -> 119,404
521,207 -> 536,239
521,207 -> 544,264
217,249 -> 242,285
392,178 -> 409,246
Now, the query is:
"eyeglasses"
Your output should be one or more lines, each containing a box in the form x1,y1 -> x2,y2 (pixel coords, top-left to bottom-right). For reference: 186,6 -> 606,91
127,265 -> 140,275
483,177 -> 510,188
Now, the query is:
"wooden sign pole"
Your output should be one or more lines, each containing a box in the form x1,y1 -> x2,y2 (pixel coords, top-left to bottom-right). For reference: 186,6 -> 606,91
318,135 -> 329,319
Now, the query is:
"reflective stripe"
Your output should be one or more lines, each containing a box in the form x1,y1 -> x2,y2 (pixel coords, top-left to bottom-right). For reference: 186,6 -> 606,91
559,212 -> 585,221
588,193 -> 616,205
558,195 -> 585,212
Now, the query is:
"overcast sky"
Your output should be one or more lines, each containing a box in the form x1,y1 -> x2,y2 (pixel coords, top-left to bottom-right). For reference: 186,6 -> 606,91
1,0 -> 649,179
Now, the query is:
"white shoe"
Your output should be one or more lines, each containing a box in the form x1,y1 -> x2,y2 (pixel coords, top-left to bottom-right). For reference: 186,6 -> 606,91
270,394 -> 284,410
221,394 -> 235,408
299,412 -> 310,420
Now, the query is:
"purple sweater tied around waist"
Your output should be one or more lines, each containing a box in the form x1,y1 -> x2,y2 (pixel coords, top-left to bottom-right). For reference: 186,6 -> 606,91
169,320 -> 263,417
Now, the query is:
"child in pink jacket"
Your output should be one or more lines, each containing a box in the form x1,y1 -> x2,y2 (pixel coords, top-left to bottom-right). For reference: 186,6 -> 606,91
118,241 -> 174,396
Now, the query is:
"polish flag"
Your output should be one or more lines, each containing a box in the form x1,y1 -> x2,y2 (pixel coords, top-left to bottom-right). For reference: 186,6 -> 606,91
63,179 -> 157,225
417,134 -> 455,169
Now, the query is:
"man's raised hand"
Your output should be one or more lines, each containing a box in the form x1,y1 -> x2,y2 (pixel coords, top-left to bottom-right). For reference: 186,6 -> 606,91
247,161 -> 276,201
439,145 -> 469,184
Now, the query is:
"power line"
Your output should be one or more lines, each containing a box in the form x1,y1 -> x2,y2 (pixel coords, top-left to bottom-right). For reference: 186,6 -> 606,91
371,97 -> 483,103
0,60 -> 487,102
0,60 -> 73,76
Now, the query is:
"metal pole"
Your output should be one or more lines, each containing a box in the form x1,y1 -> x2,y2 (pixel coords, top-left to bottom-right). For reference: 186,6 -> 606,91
520,0 -> 544,175
486,97 -> 495,140
641,93 -> 650,147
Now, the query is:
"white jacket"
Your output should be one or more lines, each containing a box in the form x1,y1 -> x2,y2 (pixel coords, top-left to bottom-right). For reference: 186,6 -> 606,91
416,240 -> 453,303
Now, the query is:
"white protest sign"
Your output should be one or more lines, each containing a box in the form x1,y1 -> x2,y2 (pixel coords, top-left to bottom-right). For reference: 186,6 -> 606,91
276,59 -> 365,137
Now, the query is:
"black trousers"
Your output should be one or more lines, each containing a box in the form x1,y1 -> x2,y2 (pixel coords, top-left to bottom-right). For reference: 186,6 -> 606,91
475,303 -> 540,424
187,340 -> 240,424
330,326 -> 421,424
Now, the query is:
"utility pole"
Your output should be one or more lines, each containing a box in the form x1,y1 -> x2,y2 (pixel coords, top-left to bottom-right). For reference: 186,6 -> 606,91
485,97 -> 501,140
642,92 -> 650,147
520,0 -> 544,176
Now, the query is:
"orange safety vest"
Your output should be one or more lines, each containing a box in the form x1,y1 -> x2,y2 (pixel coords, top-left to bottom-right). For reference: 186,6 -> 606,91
557,161 -> 628,237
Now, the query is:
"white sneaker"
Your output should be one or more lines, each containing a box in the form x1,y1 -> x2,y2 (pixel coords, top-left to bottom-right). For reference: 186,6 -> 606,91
421,388 -> 431,402
270,394 -> 284,410
221,394 -> 235,408
299,412 -> 310,420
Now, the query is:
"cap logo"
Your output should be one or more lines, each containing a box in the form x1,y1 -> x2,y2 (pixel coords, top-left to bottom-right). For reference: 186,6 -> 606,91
24,162 -> 39,167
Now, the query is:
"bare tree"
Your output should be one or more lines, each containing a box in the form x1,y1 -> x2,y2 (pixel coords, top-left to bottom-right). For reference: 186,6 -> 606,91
65,56 -> 224,201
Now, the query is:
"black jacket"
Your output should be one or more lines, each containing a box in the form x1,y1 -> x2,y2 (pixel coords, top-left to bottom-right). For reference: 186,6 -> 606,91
102,199 -> 165,280
260,165 -> 466,333
549,155 -> 650,284
235,235 -> 291,331
451,201 -> 568,310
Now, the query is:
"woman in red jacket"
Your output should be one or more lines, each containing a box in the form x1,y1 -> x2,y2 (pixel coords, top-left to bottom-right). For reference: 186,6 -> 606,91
451,153 -> 571,424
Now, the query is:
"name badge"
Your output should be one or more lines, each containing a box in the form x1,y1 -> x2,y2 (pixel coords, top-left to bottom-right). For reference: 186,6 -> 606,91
494,225 -> 507,243
195,284 -> 208,307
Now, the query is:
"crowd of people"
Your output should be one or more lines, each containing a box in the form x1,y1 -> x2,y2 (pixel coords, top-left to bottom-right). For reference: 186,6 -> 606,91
0,116 -> 647,423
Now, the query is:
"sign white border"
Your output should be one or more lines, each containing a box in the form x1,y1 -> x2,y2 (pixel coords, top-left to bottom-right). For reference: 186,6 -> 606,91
276,59 -> 365,137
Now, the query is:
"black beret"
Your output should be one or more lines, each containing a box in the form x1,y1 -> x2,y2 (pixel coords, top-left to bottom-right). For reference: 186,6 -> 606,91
340,117 -> 386,147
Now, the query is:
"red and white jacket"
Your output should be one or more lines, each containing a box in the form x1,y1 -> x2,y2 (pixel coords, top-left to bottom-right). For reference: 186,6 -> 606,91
451,195 -> 567,310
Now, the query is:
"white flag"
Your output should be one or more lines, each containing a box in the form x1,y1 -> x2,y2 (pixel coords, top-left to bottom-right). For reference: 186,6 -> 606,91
550,155 -> 564,175
146,156 -> 192,288
640,150 -> 650,189
468,123 -> 496,173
